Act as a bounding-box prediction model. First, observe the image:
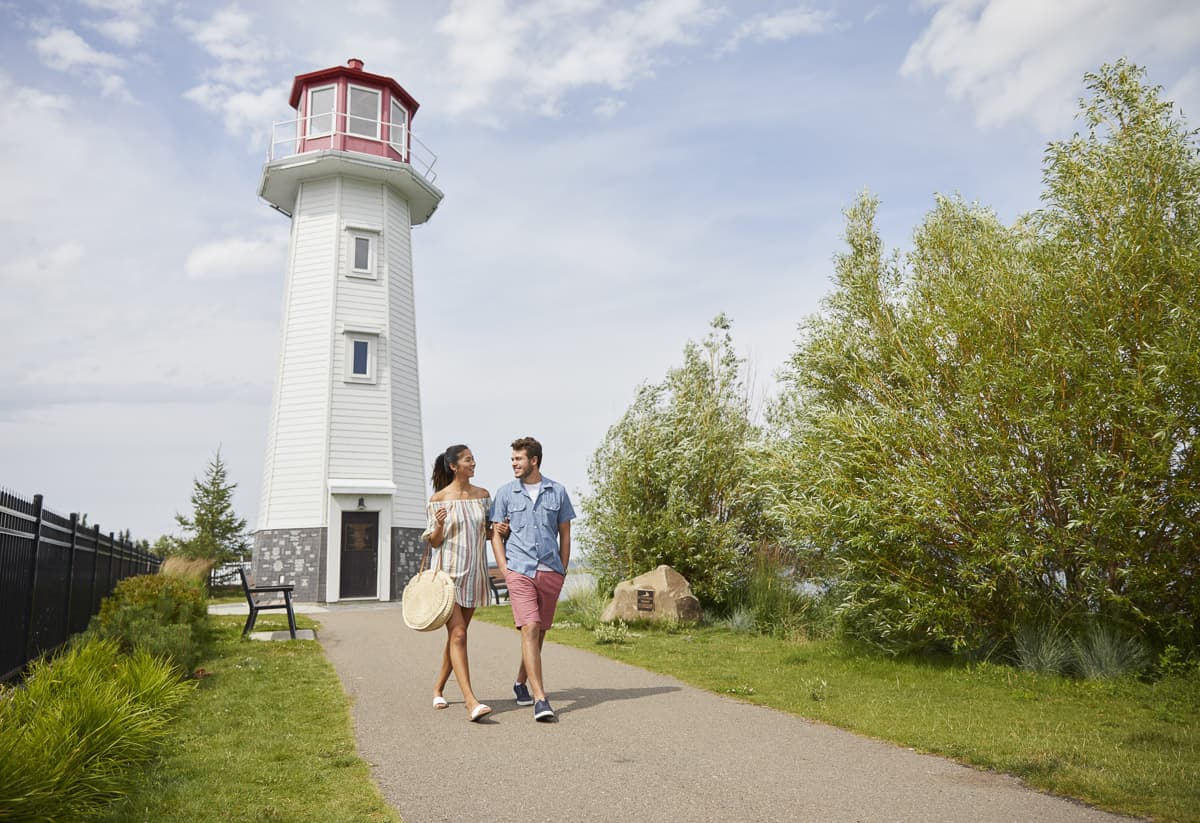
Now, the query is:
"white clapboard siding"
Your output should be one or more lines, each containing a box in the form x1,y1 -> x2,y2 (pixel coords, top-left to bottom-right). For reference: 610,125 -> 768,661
385,187 -> 427,527
329,179 -> 391,480
258,178 -> 338,529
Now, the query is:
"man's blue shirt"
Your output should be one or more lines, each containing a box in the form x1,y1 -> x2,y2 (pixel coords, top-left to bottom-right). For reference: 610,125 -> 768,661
489,476 -> 575,578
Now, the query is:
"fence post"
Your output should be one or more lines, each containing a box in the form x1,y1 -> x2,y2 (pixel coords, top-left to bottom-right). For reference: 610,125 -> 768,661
64,512 -> 79,635
22,494 -> 45,663
106,531 -> 116,595
90,523 -> 102,612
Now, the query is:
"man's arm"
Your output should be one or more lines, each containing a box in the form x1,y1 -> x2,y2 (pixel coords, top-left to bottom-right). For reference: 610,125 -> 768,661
558,520 -> 571,572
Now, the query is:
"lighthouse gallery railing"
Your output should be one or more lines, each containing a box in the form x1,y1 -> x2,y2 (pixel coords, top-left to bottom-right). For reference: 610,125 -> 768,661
267,112 -> 438,183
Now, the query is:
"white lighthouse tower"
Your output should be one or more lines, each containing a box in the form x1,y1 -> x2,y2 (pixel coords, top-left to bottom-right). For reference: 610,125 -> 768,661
253,59 -> 441,602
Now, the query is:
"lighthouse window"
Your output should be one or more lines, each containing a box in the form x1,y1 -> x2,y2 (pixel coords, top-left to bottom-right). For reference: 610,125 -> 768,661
352,340 -> 369,375
307,85 -> 335,136
347,229 -> 378,278
348,86 -> 380,138
354,236 -> 371,271
389,98 -> 408,154
344,333 -> 377,383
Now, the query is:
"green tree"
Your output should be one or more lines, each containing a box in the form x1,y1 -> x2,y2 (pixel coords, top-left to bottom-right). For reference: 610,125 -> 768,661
174,448 -> 249,566
582,315 -> 766,608
772,61 -> 1200,653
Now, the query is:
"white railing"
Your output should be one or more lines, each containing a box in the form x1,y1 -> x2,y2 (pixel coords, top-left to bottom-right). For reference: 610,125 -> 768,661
267,113 -> 438,184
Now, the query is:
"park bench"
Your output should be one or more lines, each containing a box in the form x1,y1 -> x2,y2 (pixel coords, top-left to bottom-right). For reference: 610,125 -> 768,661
238,566 -> 298,639
488,567 -> 508,605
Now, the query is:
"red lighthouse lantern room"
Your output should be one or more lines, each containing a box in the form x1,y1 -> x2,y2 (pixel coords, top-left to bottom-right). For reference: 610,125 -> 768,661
289,57 -> 420,162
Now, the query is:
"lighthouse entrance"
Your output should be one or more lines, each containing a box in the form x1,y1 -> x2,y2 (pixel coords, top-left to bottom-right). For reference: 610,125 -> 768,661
339,511 -> 379,598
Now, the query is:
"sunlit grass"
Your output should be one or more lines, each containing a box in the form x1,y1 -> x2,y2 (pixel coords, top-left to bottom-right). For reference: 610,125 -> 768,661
476,606 -> 1200,822
102,615 -> 398,823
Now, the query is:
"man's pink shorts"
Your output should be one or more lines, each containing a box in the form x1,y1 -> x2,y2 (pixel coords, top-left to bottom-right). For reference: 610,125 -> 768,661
506,570 -> 565,629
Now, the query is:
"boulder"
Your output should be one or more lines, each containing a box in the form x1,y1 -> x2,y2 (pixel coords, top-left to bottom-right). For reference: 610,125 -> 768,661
600,565 -> 701,623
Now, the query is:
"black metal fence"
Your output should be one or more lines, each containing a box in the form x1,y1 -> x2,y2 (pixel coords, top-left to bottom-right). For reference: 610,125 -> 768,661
0,487 -> 161,683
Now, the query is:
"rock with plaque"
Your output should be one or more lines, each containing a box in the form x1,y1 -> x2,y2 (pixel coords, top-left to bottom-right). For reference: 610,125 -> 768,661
600,565 -> 701,624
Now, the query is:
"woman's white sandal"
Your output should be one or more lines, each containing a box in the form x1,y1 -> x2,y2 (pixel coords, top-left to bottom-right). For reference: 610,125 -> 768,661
432,696 -> 448,709
469,704 -> 492,722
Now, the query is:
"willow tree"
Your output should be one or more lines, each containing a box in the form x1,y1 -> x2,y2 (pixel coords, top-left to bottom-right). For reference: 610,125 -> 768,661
773,62 -> 1200,653
582,316 -> 765,607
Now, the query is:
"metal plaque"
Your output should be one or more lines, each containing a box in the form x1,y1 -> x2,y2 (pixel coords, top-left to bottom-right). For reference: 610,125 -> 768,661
636,588 -> 655,611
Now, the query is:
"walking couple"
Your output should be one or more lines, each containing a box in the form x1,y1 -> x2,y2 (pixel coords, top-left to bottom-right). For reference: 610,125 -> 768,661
421,436 -> 574,723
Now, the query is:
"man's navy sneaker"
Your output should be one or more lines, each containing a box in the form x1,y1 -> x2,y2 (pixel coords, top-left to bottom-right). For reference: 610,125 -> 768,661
533,698 -> 556,722
513,682 -> 533,706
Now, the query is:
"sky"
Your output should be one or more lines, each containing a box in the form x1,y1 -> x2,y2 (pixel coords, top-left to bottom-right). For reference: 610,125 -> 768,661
1,0 -> 1198,549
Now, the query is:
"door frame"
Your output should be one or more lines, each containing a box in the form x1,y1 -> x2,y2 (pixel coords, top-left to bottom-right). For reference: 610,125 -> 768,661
325,481 -> 395,603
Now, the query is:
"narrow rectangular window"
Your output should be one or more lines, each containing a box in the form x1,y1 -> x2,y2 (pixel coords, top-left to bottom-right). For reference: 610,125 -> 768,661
353,236 -> 371,271
348,87 -> 380,138
389,98 -> 408,154
308,86 -> 335,136
352,340 -> 369,375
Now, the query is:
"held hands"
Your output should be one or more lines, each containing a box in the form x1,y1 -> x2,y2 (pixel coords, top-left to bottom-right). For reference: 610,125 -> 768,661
494,519 -> 510,539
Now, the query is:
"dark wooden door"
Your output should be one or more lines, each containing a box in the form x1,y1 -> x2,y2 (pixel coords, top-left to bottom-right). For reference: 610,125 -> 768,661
340,512 -> 378,598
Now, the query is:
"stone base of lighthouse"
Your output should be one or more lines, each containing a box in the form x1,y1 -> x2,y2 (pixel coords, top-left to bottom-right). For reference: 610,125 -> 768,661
252,526 -> 426,603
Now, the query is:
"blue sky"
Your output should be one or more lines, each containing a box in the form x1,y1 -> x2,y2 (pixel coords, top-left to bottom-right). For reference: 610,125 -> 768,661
2,0 -> 1198,545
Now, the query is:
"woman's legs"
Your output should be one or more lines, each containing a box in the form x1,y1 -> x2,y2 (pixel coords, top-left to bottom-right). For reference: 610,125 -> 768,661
439,605 -> 484,711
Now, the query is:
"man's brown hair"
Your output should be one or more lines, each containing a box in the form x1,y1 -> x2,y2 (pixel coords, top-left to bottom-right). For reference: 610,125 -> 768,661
511,436 -> 543,467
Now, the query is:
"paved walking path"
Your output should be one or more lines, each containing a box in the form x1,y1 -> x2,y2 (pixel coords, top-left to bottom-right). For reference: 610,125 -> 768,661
318,604 -> 1135,823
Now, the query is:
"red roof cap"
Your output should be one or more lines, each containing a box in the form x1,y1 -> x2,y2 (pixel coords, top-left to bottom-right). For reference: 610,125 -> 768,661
288,59 -> 420,117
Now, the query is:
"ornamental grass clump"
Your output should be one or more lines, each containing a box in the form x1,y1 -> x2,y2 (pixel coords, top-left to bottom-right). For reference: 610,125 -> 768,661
0,639 -> 193,822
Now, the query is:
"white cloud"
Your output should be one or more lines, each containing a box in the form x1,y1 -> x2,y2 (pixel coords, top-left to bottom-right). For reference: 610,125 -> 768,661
593,96 -> 626,118
436,0 -> 723,116
185,234 -> 288,280
184,81 -> 289,139
80,0 -> 164,46
32,26 -> 133,101
721,6 -> 836,54
902,0 -> 1200,130
178,4 -> 281,137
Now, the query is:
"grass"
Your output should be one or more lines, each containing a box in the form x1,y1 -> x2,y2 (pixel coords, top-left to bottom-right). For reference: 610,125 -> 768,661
102,615 -> 398,823
475,605 -> 1200,822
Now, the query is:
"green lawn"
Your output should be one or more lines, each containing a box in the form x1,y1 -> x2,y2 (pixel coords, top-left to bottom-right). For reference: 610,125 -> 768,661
475,606 -> 1199,822
102,615 -> 398,823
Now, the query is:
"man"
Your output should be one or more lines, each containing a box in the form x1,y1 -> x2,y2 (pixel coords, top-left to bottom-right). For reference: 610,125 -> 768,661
489,436 -> 575,722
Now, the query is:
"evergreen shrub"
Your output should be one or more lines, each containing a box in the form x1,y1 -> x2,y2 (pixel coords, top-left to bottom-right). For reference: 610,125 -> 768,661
88,573 -> 211,674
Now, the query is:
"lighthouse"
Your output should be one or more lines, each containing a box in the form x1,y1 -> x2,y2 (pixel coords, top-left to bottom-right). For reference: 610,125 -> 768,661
252,58 -> 441,603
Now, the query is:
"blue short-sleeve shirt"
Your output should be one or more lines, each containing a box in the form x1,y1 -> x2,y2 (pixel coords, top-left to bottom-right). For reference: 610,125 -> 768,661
489,476 -> 575,578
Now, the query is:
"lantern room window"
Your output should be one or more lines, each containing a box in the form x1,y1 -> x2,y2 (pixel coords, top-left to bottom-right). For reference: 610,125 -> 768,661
348,85 -> 380,139
307,85 -> 335,136
389,98 -> 408,153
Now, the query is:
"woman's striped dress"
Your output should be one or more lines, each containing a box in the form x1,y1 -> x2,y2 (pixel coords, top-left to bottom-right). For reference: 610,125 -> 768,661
421,497 -> 491,609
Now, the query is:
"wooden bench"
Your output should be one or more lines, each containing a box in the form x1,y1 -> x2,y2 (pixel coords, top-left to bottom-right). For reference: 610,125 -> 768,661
488,568 -> 508,605
238,566 -> 298,639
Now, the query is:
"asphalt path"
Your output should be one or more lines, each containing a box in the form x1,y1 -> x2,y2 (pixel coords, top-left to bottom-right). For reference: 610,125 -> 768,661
317,604 -> 1137,823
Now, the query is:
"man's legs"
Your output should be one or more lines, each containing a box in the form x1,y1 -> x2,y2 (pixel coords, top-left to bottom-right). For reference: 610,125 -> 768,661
515,628 -> 546,687
519,622 -> 548,700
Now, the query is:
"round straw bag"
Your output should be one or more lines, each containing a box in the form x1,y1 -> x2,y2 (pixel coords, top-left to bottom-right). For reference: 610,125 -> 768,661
402,547 -> 455,631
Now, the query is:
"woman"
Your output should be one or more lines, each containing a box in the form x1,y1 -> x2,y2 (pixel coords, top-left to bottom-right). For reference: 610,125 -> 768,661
423,444 -> 495,722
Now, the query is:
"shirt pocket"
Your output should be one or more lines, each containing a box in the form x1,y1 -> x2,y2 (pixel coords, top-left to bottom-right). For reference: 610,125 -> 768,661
540,491 -> 561,514
507,499 -> 529,529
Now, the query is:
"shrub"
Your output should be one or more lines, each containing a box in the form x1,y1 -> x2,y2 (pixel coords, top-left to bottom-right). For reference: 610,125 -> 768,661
1072,624 -> 1148,680
1013,623 -> 1075,676
0,639 -> 193,822
88,573 -> 211,673
594,621 -> 631,644
722,607 -> 756,634
771,62 -> 1200,653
